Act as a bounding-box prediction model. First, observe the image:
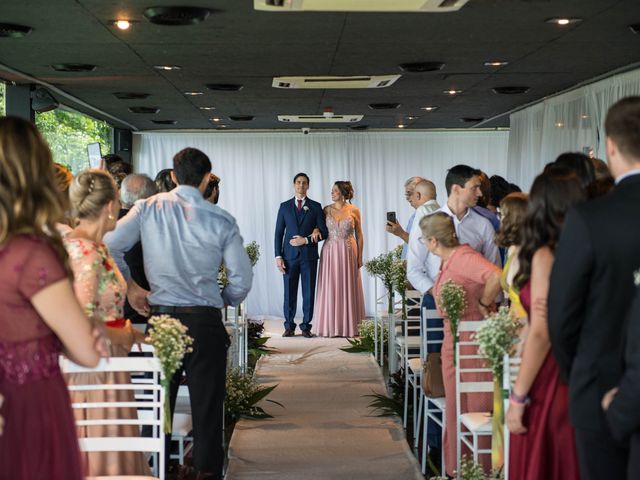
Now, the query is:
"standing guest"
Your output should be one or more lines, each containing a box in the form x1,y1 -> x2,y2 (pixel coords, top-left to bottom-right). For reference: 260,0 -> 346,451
489,175 -> 511,213
103,153 -> 132,189
473,171 -> 500,232
53,162 -> 75,233
588,157 -> 615,198
406,179 -> 440,245
106,148 -> 253,480
420,212 -> 502,477
65,170 -> 150,477
310,181 -> 365,337
506,169 -> 585,480
204,173 -> 221,204
386,176 -> 425,259
548,97 -> 640,480
553,152 -> 596,191
0,116 -> 104,480
154,168 -> 176,192
274,173 -> 328,338
119,174 -> 157,325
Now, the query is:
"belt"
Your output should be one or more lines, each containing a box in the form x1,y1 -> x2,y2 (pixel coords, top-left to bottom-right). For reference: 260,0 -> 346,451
150,305 -> 221,314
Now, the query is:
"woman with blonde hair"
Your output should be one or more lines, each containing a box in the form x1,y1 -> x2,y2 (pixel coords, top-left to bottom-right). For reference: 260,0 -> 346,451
0,116 -> 104,479
64,169 -> 149,476
420,212 -> 502,476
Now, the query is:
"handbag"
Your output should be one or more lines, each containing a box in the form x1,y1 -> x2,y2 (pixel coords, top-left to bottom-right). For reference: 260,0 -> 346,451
422,351 -> 445,398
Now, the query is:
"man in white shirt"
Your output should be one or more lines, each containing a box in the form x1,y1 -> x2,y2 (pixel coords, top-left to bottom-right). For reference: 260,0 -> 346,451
386,176 -> 425,259
406,179 -> 440,255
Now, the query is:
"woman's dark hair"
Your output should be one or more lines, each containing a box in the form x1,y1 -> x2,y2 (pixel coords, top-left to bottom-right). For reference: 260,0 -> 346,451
203,173 -> 220,200
173,147 -> 211,187
553,152 -> 596,190
489,175 -> 511,207
293,172 -> 309,184
334,180 -> 354,202
154,168 -> 176,193
515,167 -> 586,289
495,192 -> 528,248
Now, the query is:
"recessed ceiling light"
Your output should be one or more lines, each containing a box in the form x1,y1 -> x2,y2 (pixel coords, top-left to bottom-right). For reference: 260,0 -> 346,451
405,116 -> 418,120
397,124 -> 406,129
199,106 -> 216,111
484,61 -> 509,67
112,20 -> 138,30
581,114 -> 590,119
421,106 -> 439,112
184,91 -> 203,96
546,18 -> 582,26
217,125 -> 228,128
0,23 -> 33,38
444,89 -> 462,96
153,65 -> 181,71
210,117 -> 221,122
555,122 -> 564,128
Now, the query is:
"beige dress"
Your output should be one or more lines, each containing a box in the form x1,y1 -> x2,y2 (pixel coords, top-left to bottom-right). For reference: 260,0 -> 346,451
64,237 -> 151,477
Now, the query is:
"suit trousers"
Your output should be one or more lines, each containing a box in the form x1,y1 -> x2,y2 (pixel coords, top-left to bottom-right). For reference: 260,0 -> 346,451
575,427 -> 628,480
163,309 -> 229,476
282,257 -> 317,331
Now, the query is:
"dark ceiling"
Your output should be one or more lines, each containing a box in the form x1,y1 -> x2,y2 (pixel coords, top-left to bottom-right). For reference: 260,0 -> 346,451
1,0 -> 640,131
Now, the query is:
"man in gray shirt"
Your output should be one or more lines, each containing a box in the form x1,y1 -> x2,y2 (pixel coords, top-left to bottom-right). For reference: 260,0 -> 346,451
106,148 -> 252,480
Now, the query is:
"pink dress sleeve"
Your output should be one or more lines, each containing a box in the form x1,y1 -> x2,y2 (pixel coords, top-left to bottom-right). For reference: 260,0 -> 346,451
17,238 -> 67,299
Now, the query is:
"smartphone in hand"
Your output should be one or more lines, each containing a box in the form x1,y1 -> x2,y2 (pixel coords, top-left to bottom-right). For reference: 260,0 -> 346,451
386,211 -> 397,225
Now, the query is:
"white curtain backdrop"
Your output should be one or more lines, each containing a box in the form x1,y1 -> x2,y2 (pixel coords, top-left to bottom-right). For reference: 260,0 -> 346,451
507,67 -> 640,191
133,130 -> 509,320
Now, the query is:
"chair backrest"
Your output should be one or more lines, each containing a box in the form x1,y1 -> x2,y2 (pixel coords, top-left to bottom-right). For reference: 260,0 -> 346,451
502,353 -> 521,480
420,307 -> 443,363
455,328 -> 493,400
60,356 -> 164,479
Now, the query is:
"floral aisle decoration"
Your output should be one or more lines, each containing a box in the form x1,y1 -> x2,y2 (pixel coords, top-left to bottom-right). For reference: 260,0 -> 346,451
430,455 -> 503,480
438,280 -> 467,366
390,257 -> 408,318
146,315 -> 194,433
364,245 -> 403,314
225,368 -> 283,422
474,306 -> 521,470
218,241 -> 261,288
247,319 -> 278,368
342,318 -> 389,354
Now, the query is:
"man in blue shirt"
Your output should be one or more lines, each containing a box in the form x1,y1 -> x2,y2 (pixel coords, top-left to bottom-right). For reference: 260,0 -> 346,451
106,148 -> 252,480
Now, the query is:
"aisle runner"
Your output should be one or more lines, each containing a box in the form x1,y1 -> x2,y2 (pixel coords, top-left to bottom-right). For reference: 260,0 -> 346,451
226,320 -> 423,480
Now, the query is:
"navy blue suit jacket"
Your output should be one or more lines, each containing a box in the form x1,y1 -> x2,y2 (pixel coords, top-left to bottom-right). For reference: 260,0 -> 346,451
274,198 -> 328,261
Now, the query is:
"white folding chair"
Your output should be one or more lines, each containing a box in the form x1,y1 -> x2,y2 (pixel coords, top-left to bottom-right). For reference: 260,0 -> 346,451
61,356 -> 165,480
455,321 -> 493,474
502,353 -> 521,480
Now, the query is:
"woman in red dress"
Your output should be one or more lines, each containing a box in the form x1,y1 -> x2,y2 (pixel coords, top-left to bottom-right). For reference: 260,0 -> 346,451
0,117 -> 105,480
507,167 -> 586,479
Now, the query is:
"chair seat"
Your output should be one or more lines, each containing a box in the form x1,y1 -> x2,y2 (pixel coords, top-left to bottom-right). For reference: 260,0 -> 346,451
427,396 -> 446,410
172,412 -> 193,436
407,357 -> 423,372
396,336 -> 421,347
460,412 -> 492,432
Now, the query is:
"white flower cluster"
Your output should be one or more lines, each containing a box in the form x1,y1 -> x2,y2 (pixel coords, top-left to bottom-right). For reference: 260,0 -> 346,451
146,315 -> 194,383
225,368 -> 257,417
474,306 -> 520,378
364,245 -> 403,292
438,280 -> 467,338
358,318 -> 388,351
634,269 -> 640,287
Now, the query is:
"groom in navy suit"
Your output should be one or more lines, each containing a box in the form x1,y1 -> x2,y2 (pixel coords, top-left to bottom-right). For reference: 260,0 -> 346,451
274,173 -> 328,337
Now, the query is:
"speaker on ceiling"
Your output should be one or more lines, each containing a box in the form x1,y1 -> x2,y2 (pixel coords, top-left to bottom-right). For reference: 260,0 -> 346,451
114,128 -> 132,163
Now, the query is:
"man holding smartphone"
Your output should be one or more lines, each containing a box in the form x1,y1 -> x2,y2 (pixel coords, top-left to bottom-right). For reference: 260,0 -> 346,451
385,176 -> 425,259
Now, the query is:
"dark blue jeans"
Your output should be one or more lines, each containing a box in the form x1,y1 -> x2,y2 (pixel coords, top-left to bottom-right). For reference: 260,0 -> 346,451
423,293 -> 443,450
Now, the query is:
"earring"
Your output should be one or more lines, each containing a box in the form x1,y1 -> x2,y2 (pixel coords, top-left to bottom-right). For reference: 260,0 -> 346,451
108,214 -> 115,220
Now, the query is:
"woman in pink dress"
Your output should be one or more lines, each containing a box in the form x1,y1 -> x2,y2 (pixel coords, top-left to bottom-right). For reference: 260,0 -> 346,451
64,169 -> 150,476
312,181 -> 365,337
507,168 -> 585,480
420,212 -> 502,477
0,116 -> 104,480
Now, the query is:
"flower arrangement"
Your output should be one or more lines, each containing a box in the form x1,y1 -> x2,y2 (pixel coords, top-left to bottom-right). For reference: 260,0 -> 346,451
219,241 -> 261,287
438,280 -> 467,365
474,306 -> 520,378
634,268 -> 640,287
430,456 -> 503,480
364,245 -> 403,313
390,257 -> 408,318
225,368 -> 282,421
247,319 -> 277,365
342,318 -> 388,354
146,315 -> 194,433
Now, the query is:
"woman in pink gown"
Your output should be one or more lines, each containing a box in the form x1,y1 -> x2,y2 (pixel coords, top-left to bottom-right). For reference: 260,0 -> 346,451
420,212 -> 502,477
507,168 -> 585,479
312,181 -> 365,337
0,116 -> 103,480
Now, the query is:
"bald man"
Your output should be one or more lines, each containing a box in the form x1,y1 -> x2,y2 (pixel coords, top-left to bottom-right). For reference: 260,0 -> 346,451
406,179 -> 440,252
386,176 -> 425,259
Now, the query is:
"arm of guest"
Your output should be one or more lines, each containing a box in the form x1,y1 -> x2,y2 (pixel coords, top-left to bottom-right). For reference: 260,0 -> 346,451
222,220 -> 254,307
482,220 -> 502,267
353,207 -> 364,268
274,204 -> 286,258
548,208 -> 593,383
104,203 -> 142,280
316,202 -> 328,241
406,223 -> 435,295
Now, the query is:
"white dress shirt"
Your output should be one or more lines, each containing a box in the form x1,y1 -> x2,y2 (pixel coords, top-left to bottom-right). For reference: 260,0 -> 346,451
406,202 -> 501,295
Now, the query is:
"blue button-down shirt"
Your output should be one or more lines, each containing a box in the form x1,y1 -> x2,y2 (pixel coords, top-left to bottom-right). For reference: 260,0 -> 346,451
105,185 -> 253,308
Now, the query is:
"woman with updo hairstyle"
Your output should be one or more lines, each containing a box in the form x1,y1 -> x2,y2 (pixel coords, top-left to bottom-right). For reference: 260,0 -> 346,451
420,211 -> 502,476
53,162 -> 75,233
154,167 -> 176,193
64,169 -> 150,477
307,180 -> 365,336
0,117 -> 104,480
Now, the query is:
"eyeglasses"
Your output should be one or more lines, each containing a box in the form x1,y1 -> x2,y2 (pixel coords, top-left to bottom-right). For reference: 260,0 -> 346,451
419,236 -> 432,245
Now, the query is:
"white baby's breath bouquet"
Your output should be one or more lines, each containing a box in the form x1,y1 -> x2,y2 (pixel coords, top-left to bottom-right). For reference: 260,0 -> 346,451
146,315 -> 194,433
438,280 -> 467,365
474,306 -> 520,379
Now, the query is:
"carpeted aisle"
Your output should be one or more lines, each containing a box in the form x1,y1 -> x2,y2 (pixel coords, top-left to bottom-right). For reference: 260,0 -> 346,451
225,319 -> 423,480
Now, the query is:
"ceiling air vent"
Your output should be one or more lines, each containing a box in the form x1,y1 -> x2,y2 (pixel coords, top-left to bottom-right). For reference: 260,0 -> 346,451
255,0 -> 469,12
273,75 -> 400,89
460,117 -> 484,123
398,62 -> 445,73
349,125 -> 369,131
113,92 -> 151,100
206,83 -> 244,91
492,86 -> 530,95
143,6 -> 212,26
0,23 -> 33,38
229,115 -> 254,121
368,103 -> 400,110
278,115 -> 363,123
629,24 -> 640,35
152,120 -> 177,125
51,63 -> 97,72
129,106 -> 160,114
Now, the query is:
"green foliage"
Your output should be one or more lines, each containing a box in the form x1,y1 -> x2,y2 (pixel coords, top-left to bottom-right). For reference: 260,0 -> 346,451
363,391 -> 403,417
364,245 -> 403,292
341,319 -> 388,354
247,320 -> 277,361
0,82 -> 5,116
35,108 -> 112,174
225,368 -> 283,421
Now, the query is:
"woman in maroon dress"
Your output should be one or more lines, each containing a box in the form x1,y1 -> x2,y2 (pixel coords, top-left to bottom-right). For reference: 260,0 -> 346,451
507,167 -> 586,479
0,117 -> 105,480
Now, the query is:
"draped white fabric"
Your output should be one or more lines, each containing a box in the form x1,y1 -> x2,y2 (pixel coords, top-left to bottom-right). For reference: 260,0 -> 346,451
133,130 -> 509,320
507,67 -> 640,191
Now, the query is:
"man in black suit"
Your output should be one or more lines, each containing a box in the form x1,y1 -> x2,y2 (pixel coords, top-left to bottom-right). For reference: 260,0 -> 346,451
548,96 -> 640,480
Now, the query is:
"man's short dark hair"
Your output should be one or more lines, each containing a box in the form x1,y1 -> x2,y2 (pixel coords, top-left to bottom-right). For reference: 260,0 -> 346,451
103,153 -> 133,177
293,172 -> 310,184
173,148 -> 211,187
445,164 -> 481,196
605,96 -> 640,162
